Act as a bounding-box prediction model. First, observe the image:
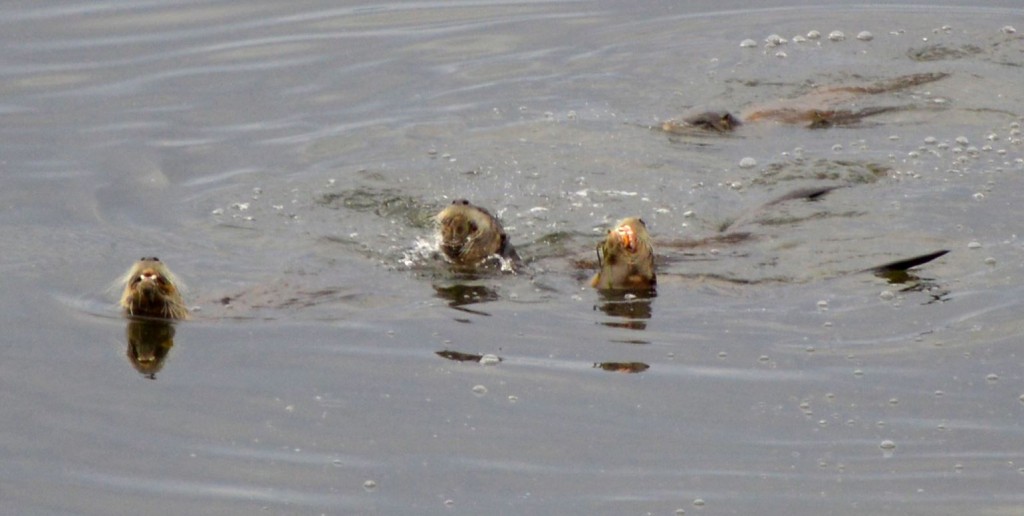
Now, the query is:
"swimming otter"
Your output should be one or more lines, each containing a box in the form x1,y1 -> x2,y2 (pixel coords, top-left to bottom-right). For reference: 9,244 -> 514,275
119,257 -> 190,320
660,72 -> 951,132
435,199 -> 520,268
591,217 -> 657,290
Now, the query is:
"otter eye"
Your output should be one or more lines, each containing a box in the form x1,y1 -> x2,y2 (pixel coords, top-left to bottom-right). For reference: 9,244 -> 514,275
468,221 -> 478,232
452,199 -> 470,206
152,257 -> 160,262
638,218 -> 647,227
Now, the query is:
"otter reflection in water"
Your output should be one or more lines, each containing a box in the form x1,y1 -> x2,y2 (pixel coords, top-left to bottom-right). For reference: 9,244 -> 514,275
119,257 -> 190,320
125,319 -> 175,379
435,199 -> 521,270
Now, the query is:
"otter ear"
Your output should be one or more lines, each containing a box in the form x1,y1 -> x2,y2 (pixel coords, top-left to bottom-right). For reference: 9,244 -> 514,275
638,218 -> 647,227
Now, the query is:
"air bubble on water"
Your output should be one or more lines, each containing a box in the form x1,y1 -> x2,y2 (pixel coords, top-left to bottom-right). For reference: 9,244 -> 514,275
987,373 -> 999,382
879,439 -> 896,450
973,192 -> 985,201
693,498 -> 705,507
807,30 -> 821,40
363,480 -> 377,491
880,290 -> 895,301
739,157 -> 757,168
758,355 -> 770,363
889,398 -> 899,406
1002,26 -> 1016,34
508,395 -> 518,403
828,30 -> 845,41
924,136 -> 937,145
740,38 -> 757,48
793,35 -> 807,43
675,509 -> 686,515
856,31 -> 873,41
479,354 -> 500,366
775,51 -> 787,58
717,351 -> 728,359
444,499 -> 455,507
472,385 -> 488,396
854,369 -> 864,377
832,144 -> 843,152
967,241 -> 981,249
816,300 -> 828,310
765,34 -> 787,46
955,136 -> 969,146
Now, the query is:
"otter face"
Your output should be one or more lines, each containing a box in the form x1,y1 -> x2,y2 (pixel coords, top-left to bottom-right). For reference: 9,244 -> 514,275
120,257 -> 189,320
435,200 -> 503,265
592,218 -> 656,290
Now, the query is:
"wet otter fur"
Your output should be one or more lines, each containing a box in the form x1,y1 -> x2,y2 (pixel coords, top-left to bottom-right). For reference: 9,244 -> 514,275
435,199 -> 520,268
119,257 -> 189,320
591,217 -> 656,290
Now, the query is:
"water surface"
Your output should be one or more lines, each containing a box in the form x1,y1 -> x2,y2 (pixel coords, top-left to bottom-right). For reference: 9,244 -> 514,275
2,1 -> 1024,514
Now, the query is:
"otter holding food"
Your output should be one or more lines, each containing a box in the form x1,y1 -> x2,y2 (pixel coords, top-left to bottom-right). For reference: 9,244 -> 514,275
118,257 -> 190,320
435,199 -> 520,268
591,217 -> 657,290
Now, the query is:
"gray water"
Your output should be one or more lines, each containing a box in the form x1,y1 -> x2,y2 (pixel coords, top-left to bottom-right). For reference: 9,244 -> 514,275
3,1 -> 1024,515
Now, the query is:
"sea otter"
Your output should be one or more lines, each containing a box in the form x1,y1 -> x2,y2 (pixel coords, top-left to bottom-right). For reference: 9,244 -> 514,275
591,217 -> 657,290
435,199 -> 520,268
118,257 -> 190,320
660,72 -> 950,133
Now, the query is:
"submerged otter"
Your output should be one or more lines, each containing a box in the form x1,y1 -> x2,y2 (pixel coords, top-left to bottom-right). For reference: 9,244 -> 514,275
591,217 -> 657,290
119,257 -> 190,320
660,72 -> 951,133
435,199 -> 520,268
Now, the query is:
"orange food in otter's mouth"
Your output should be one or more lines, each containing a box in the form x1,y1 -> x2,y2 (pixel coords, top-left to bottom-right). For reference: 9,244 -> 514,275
615,224 -> 636,252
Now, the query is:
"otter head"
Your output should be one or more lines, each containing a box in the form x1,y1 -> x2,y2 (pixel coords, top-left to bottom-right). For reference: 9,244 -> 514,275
435,199 -> 504,265
592,217 -> 656,290
120,257 -> 189,320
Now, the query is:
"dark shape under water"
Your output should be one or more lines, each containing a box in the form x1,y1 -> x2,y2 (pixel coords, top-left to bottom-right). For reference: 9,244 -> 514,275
435,350 -> 502,364
594,362 -> 650,373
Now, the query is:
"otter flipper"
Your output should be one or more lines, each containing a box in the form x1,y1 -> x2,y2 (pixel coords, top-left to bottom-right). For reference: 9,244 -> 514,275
866,249 -> 949,275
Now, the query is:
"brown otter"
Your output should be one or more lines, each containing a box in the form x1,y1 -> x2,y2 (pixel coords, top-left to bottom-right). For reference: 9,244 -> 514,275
435,199 -> 520,268
119,257 -> 190,320
591,217 -> 656,290
660,72 -> 951,132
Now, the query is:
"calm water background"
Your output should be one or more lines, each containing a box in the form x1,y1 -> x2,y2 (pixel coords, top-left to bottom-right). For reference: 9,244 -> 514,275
2,1 -> 1024,514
